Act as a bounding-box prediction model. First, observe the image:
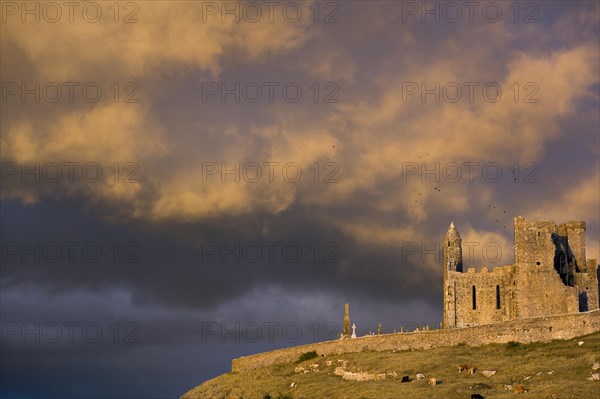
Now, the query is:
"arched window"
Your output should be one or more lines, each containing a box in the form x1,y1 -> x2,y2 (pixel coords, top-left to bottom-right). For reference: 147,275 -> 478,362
496,285 -> 501,309
472,285 -> 477,310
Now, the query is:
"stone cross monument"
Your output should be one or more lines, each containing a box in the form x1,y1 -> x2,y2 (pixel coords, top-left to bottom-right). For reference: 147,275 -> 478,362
351,323 -> 357,338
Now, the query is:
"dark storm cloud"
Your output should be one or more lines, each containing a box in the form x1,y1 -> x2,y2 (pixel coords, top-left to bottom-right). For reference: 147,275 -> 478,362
0,198 -> 444,310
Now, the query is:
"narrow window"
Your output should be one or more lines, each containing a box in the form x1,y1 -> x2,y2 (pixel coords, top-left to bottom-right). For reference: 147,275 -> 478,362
496,285 -> 501,309
472,285 -> 477,310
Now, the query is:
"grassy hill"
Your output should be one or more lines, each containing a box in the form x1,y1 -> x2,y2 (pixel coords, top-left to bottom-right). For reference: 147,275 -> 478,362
182,331 -> 600,399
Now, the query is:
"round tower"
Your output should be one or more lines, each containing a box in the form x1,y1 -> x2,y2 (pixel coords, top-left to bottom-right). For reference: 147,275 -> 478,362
443,222 -> 462,328
444,222 -> 463,275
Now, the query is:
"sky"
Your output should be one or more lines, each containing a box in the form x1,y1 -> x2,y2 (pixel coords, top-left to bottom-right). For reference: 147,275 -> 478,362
1,1 -> 599,398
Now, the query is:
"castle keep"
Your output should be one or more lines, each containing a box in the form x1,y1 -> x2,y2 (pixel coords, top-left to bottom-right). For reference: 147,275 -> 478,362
443,217 -> 600,328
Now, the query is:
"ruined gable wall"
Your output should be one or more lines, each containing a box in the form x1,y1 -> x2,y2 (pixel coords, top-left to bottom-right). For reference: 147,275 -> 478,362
513,217 -> 580,318
514,217 -> 557,266
515,261 -> 580,319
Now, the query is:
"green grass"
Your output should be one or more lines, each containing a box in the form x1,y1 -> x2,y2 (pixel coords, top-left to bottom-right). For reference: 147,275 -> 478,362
505,341 -> 521,349
181,331 -> 600,399
297,351 -> 319,363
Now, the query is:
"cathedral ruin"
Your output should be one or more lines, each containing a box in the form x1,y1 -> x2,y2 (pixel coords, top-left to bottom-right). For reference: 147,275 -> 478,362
229,216 -> 600,373
443,217 -> 600,328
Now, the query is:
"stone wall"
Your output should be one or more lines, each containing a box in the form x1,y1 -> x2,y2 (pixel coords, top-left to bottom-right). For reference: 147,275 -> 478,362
514,261 -> 580,319
448,266 -> 516,327
577,270 -> 600,311
231,310 -> 600,373
513,217 -> 557,266
565,221 -> 586,271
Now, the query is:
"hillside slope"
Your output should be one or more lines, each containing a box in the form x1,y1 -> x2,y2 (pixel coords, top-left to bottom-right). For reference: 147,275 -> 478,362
182,331 -> 600,399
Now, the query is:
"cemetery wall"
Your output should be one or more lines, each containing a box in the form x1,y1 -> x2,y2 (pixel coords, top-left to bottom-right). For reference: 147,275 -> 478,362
231,309 -> 600,372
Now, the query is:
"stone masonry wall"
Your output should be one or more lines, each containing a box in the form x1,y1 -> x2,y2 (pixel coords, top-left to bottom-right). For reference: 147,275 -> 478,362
513,217 -> 557,266
577,270 -> 600,311
515,261 -> 580,319
448,266 -> 516,328
231,310 -> 600,373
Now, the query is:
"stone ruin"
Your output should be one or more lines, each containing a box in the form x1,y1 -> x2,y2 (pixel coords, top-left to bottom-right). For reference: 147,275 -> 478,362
443,217 -> 599,328
230,217 -> 600,373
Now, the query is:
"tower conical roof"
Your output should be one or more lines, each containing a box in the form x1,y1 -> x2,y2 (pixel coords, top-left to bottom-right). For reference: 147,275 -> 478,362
445,222 -> 461,238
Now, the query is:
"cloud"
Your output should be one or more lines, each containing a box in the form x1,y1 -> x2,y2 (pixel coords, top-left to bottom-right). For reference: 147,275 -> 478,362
1,0 -> 597,304
2,3 -> 598,228
1,2 -> 313,80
